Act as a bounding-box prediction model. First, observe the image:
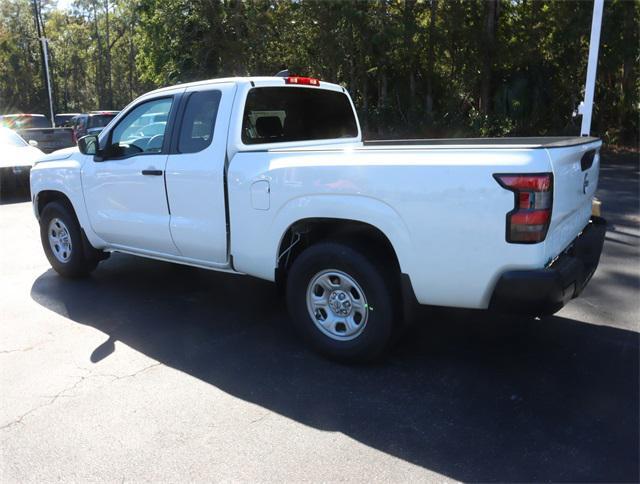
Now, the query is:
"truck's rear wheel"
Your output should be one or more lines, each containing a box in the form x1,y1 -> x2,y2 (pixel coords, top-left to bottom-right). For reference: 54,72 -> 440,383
286,242 -> 397,362
39,201 -> 99,278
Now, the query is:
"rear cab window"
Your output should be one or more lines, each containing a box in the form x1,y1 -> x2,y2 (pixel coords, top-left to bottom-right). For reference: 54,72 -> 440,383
26,116 -> 51,129
241,87 -> 358,145
88,115 -> 117,129
178,90 -> 222,153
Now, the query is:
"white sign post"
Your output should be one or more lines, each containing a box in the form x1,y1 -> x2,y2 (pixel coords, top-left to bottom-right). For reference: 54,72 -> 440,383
579,0 -> 604,137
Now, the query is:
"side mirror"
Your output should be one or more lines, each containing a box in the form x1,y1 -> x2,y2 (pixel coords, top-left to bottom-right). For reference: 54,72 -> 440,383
78,134 -> 99,156
28,139 -> 39,147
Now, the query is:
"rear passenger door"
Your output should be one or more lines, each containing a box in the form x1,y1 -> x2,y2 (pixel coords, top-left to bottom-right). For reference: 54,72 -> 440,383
165,82 -> 237,265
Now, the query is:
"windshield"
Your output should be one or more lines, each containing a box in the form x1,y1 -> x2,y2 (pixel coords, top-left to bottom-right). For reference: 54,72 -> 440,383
0,128 -> 28,147
242,87 -> 358,144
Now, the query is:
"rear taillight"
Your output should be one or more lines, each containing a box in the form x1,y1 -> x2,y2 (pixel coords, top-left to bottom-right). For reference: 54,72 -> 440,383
494,173 -> 553,243
284,76 -> 320,86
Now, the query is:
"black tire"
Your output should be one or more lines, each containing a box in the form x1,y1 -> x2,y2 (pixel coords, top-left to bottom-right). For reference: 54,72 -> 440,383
286,241 -> 399,362
39,201 -> 99,278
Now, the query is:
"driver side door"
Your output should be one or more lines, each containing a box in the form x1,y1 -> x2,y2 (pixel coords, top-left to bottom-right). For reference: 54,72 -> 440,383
82,93 -> 182,255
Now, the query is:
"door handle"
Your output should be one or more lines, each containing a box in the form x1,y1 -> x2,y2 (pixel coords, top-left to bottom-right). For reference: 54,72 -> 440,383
141,169 -> 163,176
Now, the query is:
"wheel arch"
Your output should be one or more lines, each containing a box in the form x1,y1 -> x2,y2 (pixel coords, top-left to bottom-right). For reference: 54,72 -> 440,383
33,188 -> 106,250
35,189 -> 75,219
274,217 -> 410,294
270,193 -> 412,269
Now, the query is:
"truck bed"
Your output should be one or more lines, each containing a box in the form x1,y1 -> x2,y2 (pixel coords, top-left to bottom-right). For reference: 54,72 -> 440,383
17,127 -> 75,154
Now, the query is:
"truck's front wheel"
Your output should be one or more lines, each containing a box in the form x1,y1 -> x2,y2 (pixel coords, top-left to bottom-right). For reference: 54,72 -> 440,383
39,201 -> 99,278
286,242 -> 397,362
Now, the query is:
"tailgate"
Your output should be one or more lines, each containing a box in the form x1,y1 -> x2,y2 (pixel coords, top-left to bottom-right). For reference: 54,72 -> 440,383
544,139 -> 602,261
18,128 -> 74,153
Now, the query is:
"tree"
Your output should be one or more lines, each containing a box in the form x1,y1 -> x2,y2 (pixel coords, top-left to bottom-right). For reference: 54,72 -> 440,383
0,0 -> 637,145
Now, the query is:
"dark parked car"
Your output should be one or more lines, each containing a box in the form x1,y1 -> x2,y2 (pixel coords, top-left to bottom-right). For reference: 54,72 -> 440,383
0,114 -> 74,153
72,111 -> 119,141
54,113 -> 81,127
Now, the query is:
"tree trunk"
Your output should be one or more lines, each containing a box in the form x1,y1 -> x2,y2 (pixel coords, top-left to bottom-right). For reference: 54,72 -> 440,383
362,71 -> 368,132
619,3 -> 636,134
348,19 -> 355,95
426,0 -> 437,120
527,0 -> 541,123
403,0 -> 416,124
378,69 -> 388,112
480,0 -> 499,115
377,70 -> 387,136
62,38 -> 69,111
92,0 -> 104,108
409,72 -> 416,105
128,17 -> 134,101
104,0 -> 113,108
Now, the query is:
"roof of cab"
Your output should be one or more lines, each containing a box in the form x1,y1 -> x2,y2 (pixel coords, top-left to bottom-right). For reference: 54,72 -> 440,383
146,76 -> 345,96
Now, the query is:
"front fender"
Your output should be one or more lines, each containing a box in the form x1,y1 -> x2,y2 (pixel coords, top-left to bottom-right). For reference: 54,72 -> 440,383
30,157 -> 106,249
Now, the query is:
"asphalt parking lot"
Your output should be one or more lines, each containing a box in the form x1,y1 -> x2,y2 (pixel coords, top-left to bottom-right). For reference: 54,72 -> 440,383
1,150 -> 638,482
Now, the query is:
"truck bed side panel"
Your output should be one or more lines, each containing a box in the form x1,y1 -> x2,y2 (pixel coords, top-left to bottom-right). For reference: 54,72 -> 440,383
228,148 -> 554,309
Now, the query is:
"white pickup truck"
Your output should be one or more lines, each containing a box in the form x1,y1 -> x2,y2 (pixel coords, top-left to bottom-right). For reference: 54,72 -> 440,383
30,76 -> 606,361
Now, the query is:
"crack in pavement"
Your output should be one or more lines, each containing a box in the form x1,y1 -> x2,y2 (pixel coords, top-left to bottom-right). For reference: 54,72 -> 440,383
0,341 -> 50,354
250,411 -> 271,425
0,375 -> 87,431
0,348 -> 35,354
90,362 -> 163,382
0,362 -> 163,432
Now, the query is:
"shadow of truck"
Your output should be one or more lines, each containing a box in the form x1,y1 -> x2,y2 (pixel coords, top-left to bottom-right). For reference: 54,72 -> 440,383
30,254 -> 639,482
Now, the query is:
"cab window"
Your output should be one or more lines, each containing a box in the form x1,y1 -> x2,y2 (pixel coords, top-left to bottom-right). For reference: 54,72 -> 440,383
242,87 -> 358,145
178,90 -> 221,154
108,98 -> 172,157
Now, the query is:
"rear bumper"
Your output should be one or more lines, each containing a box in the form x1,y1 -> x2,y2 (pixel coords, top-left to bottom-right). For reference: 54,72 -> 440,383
0,166 -> 31,184
489,216 -> 606,316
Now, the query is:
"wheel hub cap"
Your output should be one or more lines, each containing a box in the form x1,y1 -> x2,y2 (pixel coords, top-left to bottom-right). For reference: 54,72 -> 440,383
306,270 -> 369,341
328,290 -> 353,316
48,218 -> 72,263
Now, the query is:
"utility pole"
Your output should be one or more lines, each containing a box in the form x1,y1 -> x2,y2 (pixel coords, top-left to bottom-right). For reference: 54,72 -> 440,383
41,37 -> 56,128
32,0 -> 55,127
578,0 -> 604,136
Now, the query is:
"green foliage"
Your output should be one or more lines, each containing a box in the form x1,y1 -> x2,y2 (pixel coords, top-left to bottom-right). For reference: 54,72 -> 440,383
0,0 -> 46,113
0,0 -> 637,145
